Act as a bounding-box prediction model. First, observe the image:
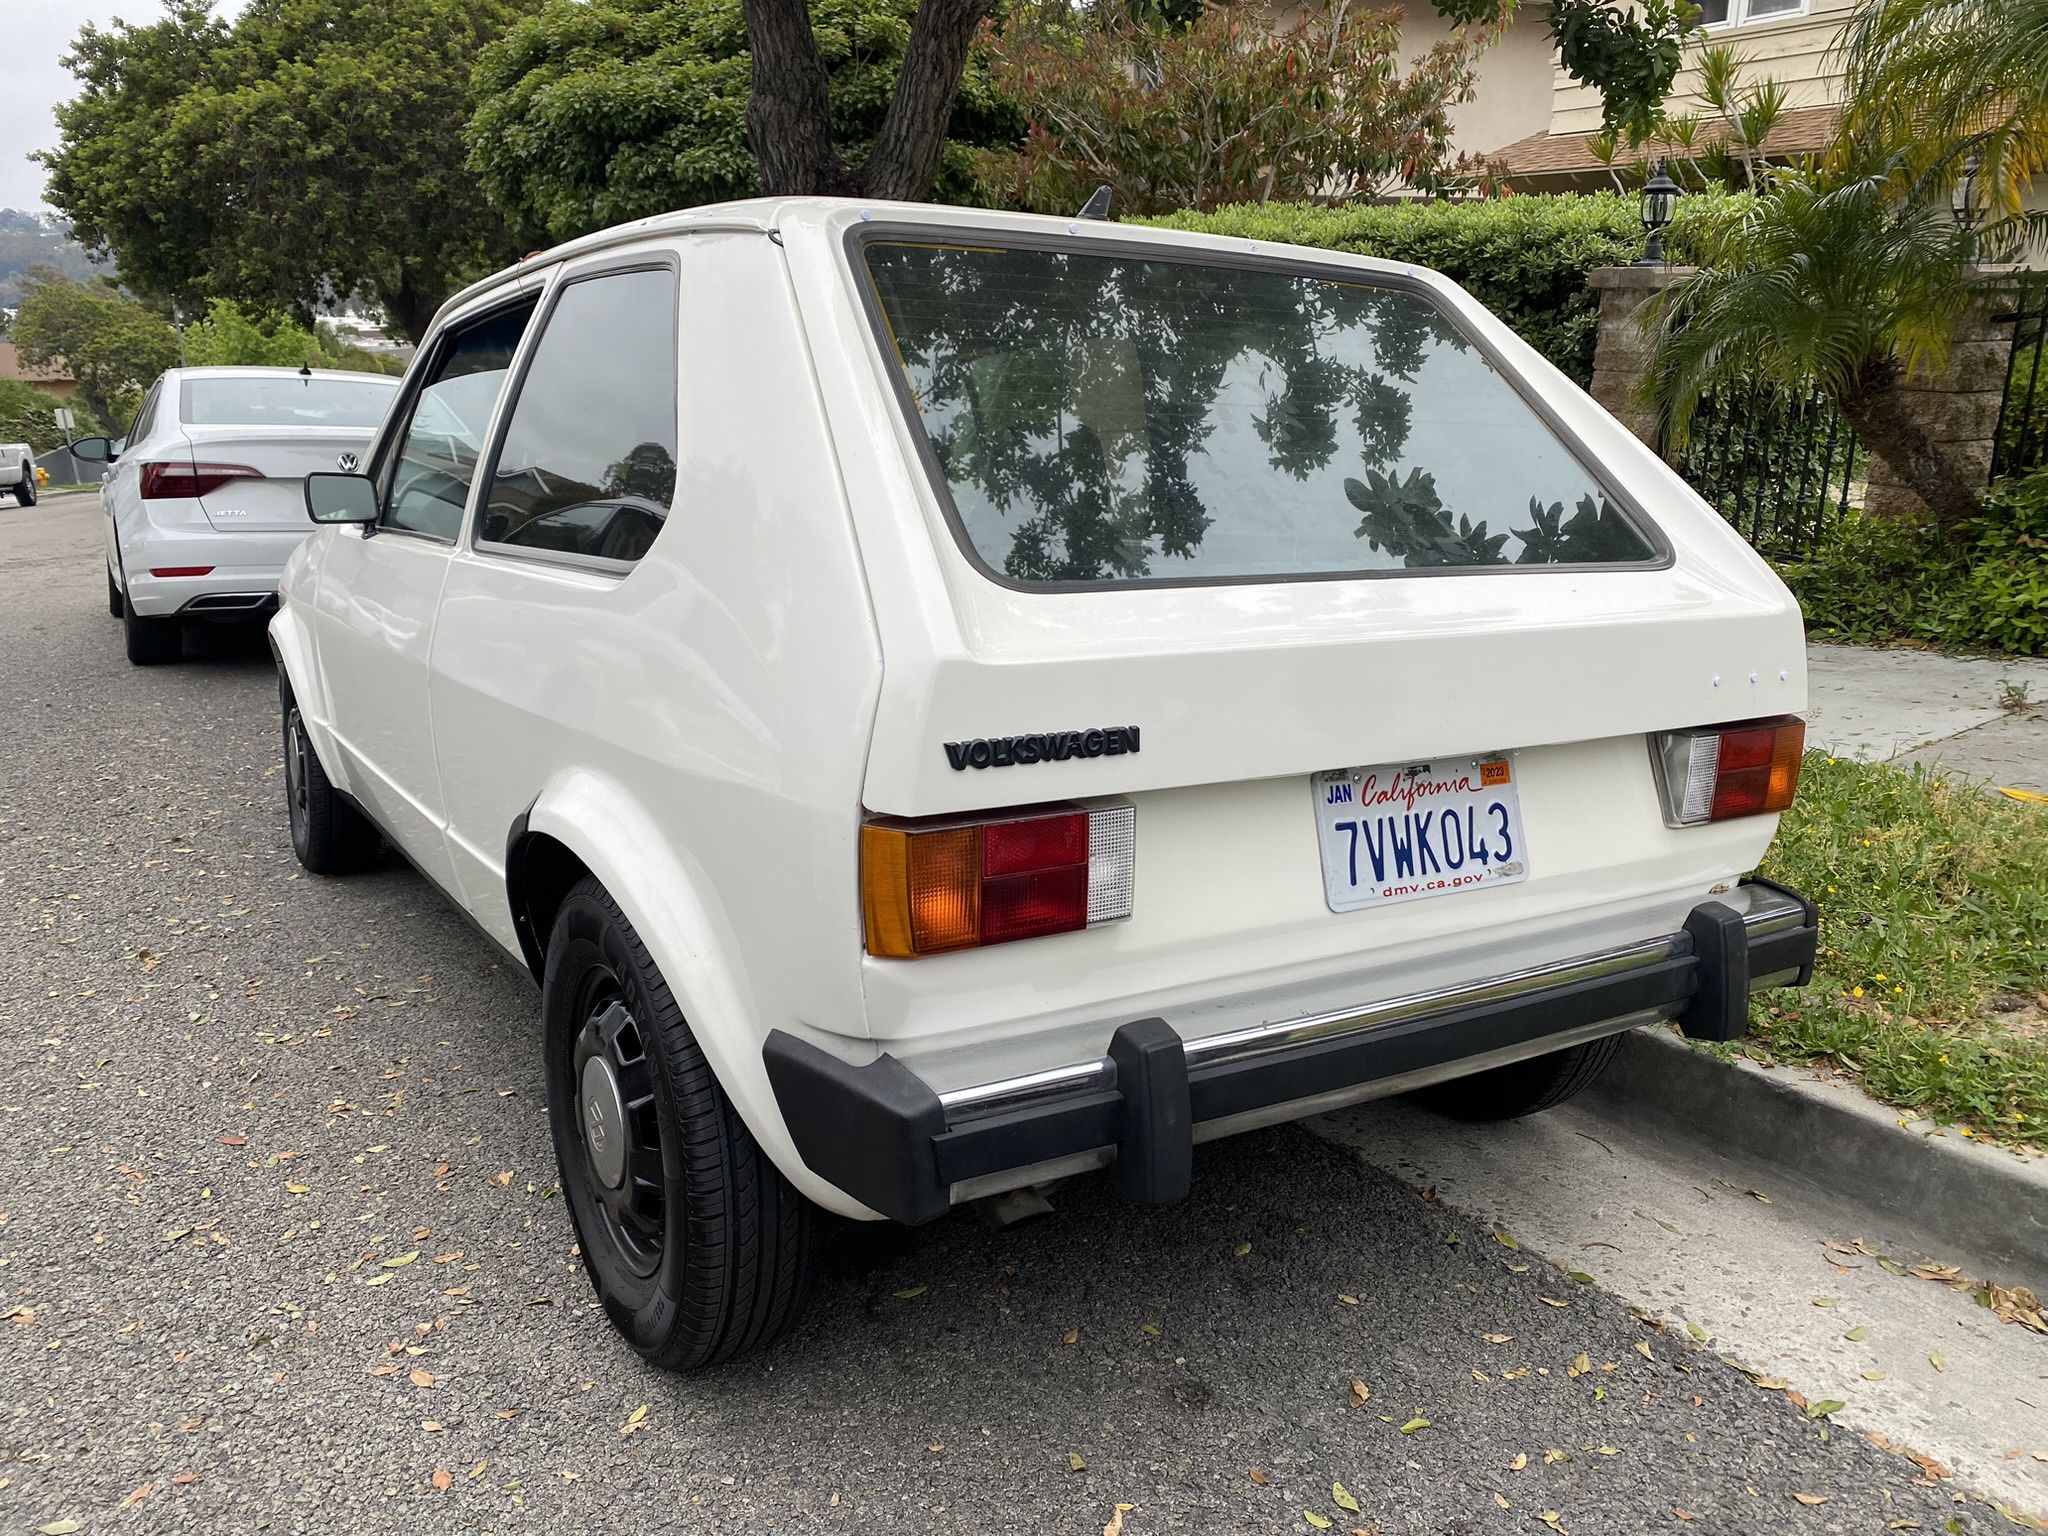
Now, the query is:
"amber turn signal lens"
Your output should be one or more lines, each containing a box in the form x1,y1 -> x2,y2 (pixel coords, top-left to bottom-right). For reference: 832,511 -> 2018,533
1652,715 -> 1804,826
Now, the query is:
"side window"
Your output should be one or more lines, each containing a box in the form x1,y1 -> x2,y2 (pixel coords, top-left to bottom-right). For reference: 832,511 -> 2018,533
121,379 -> 161,452
475,267 -> 678,565
380,301 -> 537,541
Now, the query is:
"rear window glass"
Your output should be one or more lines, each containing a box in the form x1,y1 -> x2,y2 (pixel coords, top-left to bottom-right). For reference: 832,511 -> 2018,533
180,375 -> 396,429
860,241 -> 1657,585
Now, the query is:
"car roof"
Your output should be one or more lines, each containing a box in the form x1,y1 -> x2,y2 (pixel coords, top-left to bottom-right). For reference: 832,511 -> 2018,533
435,196 -> 1429,329
164,366 -> 399,384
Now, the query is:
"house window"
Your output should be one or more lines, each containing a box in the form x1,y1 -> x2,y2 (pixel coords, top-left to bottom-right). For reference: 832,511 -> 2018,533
1697,0 -> 1806,25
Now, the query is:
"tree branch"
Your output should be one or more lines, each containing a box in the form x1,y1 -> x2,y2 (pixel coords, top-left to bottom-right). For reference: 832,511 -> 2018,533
860,0 -> 998,200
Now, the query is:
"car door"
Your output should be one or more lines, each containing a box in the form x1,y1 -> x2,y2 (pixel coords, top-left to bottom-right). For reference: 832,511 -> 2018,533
309,292 -> 540,892
427,255 -> 685,946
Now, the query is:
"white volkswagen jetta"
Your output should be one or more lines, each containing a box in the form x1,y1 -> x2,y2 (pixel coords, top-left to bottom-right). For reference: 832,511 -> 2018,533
71,366 -> 398,664
271,199 -> 1818,1371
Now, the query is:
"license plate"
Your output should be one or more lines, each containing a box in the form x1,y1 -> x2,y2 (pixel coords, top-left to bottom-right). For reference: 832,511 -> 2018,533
1313,754 -> 1530,912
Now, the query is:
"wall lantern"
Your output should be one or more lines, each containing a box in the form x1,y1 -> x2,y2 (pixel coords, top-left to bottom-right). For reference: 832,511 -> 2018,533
1637,160 -> 1680,267
1950,153 -> 1981,229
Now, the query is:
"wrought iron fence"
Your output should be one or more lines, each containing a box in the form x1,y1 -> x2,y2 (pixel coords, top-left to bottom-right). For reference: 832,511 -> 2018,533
1993,272 -> 2048,480
1664,379 -> 1862,560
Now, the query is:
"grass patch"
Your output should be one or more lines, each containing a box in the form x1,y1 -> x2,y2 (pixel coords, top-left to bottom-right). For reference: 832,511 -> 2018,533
1746,754 -> 2048,1145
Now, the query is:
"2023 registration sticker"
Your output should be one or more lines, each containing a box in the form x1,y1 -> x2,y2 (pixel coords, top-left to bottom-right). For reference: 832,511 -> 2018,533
1313,755 -> 1531,913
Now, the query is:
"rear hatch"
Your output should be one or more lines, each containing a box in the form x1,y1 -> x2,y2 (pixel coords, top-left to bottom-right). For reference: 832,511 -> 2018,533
800,213 -> 1809,1062
175,372 -> 395,532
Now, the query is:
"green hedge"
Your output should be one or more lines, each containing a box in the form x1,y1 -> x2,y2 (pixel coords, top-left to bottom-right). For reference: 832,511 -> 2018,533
1143,192 -> 1733,386
1780,470 -> 2048,656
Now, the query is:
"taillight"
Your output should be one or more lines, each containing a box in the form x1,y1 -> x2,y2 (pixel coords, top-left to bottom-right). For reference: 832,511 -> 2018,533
861,804 -> 1135,958
1652,717 -> 1805,826
140,461 -> 263,500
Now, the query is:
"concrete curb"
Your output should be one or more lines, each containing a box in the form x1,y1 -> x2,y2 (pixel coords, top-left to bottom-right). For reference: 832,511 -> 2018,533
1586,1025 -> 2048,1287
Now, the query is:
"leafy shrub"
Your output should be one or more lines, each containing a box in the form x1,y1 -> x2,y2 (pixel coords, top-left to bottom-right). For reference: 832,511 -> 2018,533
0,378 -> 102,455
1143,192 -> 1736,385
1780,468 -> 2048,655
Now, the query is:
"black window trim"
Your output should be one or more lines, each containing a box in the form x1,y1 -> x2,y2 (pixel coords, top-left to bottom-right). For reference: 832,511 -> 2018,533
370,286 -> 546,546
463,251 -> 683,577
843,221 -> 1676,594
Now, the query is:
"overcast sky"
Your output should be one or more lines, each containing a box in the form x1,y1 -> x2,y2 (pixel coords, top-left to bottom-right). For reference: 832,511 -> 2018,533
4,2 -> 122,211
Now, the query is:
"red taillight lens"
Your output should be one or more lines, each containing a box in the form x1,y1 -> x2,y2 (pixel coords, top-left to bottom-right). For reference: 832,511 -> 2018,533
140,460 -> 264,500
1651,717 -> 1804,826
862,805 -> 1134,958
148,566 -> 215,578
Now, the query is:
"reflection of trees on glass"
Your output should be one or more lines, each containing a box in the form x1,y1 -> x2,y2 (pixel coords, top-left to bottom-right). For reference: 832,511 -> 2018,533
1344,475 -> 1648,568
863,242 -> 1656,583
604,442 -> 678,502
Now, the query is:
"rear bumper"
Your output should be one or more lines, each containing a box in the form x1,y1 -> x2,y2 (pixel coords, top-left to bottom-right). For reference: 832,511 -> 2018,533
120,524 -> 304,617
764,878 -> 1818,1224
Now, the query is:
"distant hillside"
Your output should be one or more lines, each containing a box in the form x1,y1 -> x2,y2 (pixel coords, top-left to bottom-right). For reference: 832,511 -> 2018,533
0,210 -> 113,311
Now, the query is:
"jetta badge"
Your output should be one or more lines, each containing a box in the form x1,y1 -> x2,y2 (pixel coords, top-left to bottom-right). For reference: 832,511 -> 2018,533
336,452 -> 359,472
943,727 -> 1140,771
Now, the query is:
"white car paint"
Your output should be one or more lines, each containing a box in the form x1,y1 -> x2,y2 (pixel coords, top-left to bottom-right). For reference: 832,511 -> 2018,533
273,198 -> 1808,1223
0,442 -> 34,503
99,366 -> 397,618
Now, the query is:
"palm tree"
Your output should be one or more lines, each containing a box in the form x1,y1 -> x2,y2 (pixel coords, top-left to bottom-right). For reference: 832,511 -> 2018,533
1642,163 -> 1997,528
1833,0 -> 2048,230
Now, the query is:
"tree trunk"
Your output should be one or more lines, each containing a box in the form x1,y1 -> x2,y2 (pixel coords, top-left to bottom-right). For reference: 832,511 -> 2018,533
376,264 -> 439,348
859,0 -> 999,200
743,0 -> 852,195
1837,370 -> 1985,531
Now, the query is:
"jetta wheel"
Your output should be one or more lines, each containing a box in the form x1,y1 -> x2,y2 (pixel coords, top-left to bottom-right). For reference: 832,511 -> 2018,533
543,876 -> 817,1371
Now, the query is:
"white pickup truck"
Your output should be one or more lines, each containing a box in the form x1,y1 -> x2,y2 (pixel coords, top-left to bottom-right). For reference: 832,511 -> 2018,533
0,443 -> 37,506
273,197 -> 1817,1371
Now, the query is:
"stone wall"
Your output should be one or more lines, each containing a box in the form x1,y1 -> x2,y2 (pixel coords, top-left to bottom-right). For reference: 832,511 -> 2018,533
1585,265 -> 1690,454
1862,282 -> 2018,521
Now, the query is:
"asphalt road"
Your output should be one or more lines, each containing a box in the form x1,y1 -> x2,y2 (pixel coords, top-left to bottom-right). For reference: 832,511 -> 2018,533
0,495 -> 2001,1534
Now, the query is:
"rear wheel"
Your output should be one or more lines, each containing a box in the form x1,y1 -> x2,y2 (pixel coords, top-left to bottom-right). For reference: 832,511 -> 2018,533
283,699 -> 382,873
15,475 -> 37,507
122,594 -> 181,665
543,877 -> 817,1372
1409,1034 -> 1623,1121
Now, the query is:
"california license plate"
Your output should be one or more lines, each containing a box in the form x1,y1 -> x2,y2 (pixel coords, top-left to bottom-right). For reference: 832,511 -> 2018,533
1313,755 -> 1530,913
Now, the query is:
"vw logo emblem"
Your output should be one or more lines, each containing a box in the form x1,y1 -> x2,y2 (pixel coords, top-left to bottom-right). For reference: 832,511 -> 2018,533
337,452 -> 359,473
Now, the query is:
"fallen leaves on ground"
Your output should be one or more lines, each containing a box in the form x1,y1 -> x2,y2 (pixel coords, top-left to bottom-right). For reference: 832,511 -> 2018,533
1333,1482 -> 1360,1512
1398,1418 -> 1430,1435
431,1467 -> 452,1492
620,1403 -> 649,1438
1347,1379 -> 1370,1408
1793,1493 -> 1830,1506
1102,1504 -> 1135,1536
1068,1452 -> 1087,1472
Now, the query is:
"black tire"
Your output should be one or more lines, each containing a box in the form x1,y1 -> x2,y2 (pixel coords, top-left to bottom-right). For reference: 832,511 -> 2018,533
107,566 -> 124,618
16,475 -> 37,507
122,593 -> 182,665
1409,1034 -> 1624,1121
543,877 -> 817,1372
282,697 -> 382,874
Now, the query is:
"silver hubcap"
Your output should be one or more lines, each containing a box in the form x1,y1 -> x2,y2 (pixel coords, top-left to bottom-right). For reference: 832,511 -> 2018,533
579,1054 -> 629,1191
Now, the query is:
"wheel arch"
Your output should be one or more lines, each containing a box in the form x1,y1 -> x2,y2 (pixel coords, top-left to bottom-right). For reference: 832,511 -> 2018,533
507,773 -> 870,1220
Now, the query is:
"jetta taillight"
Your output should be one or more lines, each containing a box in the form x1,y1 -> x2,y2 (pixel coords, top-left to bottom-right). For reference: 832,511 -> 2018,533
861,804 -> 1135,958
1651,717 -> 1805,826
140,461 -> 264,500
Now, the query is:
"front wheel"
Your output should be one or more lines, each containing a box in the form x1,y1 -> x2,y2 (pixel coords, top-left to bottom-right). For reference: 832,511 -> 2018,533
283,699 -> 382,874
543,877 -> 817,1372
1409,1034 -> 1623,1121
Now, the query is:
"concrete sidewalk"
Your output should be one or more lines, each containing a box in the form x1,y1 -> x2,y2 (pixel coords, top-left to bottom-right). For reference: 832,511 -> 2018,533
1808,642 -> 2048,793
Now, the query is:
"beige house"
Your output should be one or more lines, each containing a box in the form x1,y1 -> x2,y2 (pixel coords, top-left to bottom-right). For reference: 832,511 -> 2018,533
0,341 -> 77,400
1394,0 -> 1858,188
